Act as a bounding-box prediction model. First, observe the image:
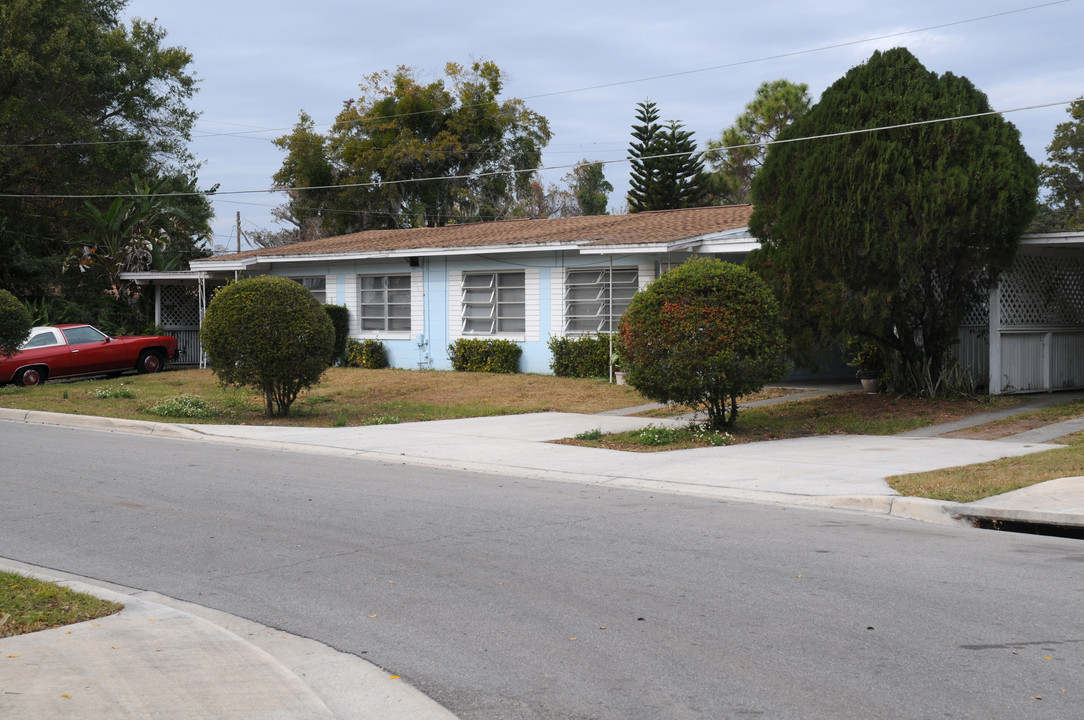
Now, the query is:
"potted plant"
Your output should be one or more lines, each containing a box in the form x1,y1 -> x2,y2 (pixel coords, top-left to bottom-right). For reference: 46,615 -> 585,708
849,340 -> 884,393
611,350 -> 627,385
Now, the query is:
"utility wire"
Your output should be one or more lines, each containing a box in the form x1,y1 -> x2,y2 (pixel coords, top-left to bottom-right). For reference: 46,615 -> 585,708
0,0 -> 1070,149
0,98 -> 1073,201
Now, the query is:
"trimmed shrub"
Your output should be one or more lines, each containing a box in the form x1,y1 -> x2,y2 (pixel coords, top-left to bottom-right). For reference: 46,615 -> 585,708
0,289 -> 32,358
618,257 -> 787,429
345,338 -> 390,369
548,334 -> 615,378
323,304 -> 350,364
201,276 -> 334,417
448,338 -> 521,373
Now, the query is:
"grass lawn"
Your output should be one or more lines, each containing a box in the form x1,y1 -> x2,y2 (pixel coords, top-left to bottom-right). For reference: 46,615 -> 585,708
888,433 -> 1084,503
563,393 -> 1024,450
0,367 -> 649,426
0,571 -> 122,638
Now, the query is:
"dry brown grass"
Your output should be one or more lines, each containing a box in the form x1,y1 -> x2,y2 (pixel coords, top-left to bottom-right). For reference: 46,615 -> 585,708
888,434 -> 1084,503
0,367 -> 650,427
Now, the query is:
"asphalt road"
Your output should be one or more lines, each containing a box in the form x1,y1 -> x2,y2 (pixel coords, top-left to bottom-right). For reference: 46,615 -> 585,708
2,421 -> 1083,719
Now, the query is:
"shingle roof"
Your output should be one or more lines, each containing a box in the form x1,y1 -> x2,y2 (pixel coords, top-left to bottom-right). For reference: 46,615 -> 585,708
196,205 -> 754,263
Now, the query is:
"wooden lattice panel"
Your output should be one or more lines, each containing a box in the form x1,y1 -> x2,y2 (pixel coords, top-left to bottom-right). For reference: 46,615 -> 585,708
961,292 -> 988,326
1000,254 -> 1084,328
160,284 -> 200,328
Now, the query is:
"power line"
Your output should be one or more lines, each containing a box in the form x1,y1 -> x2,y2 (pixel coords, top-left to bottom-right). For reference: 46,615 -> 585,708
0,0 -> 1069,150
0,98 -> 1072,201
522,1 -> 1074,101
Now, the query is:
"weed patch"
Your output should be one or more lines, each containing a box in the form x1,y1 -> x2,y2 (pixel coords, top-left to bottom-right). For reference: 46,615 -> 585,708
89,385 -> 135,399
146,394 -> 222,419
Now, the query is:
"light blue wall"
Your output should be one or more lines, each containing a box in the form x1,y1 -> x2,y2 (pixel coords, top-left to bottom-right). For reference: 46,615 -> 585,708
273,251 -> 661,374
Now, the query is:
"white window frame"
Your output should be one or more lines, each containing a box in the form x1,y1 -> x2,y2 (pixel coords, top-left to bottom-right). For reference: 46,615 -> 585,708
293,276 -> 326,304
563,267 -> 638,334
461,271 -> 526,335
357,274 -> 411,334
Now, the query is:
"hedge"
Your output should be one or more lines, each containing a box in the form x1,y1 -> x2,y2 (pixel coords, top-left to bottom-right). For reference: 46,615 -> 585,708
323,304 -> 350,364
448,338 -> 521,373
548,334 -> 614,378
345,338 -> 390,369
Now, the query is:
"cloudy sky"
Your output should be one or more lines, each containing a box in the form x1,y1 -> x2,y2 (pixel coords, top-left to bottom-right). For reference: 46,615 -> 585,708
122,0 -> 1082,249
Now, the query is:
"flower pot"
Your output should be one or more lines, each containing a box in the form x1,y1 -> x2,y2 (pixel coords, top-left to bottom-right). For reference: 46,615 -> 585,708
614,371 -> 627,386
860,377 -> 882,393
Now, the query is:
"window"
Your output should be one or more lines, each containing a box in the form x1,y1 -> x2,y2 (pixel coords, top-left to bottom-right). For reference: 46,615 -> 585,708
61,326 -> 109,345
358,275 -> 411,332
462,271 -> 525,334
293,277 -> 326,304
564,268 -> 638,333
23,330 -> 60,349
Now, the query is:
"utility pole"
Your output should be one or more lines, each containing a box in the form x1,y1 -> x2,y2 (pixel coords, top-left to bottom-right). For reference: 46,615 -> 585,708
236,211 -> 242,253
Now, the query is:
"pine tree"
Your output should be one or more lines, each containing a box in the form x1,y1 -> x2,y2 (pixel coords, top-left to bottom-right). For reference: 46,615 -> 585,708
627,101 -> 663,213
627,102 -> 708,212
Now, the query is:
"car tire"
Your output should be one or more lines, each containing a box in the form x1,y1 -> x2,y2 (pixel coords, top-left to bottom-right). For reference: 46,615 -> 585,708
137,350 -> 165,374
16,367 -> 43,386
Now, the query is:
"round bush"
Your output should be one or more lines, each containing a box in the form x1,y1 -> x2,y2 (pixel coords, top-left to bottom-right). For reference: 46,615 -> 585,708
0,289 -> 32,358
618,257 -> 787,429
201,276 -> 334,417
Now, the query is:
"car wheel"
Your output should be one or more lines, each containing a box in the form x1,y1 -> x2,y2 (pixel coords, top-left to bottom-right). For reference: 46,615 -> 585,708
16,367 -> 43,386
137,350 -> 164,374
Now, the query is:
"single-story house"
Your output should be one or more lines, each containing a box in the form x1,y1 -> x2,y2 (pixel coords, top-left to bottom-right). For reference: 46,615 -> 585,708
122,206 -> 1084,394
126,205 -> 759,374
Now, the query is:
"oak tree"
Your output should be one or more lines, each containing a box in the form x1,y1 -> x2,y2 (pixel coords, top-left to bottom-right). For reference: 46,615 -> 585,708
273,61 -> 552,234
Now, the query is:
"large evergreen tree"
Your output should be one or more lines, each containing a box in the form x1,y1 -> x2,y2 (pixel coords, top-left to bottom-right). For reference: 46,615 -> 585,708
749,48 -> 1038,395
273,61 -> 551,233
0,0 -> 210,323
627,102 -> 708,212
627,101 -> 664,212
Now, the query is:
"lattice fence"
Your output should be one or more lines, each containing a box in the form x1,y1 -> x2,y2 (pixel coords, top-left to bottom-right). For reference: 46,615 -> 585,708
160,285 -> 200,328
961,292 -> 988,327
999,254 -> 1084,328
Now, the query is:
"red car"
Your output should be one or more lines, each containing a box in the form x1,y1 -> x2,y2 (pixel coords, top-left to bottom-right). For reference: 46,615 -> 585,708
0,324 -> 178,386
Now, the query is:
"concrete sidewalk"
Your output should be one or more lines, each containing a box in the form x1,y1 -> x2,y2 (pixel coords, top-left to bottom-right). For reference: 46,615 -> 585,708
2,390 -> 1083,719
0,558 -> 458,720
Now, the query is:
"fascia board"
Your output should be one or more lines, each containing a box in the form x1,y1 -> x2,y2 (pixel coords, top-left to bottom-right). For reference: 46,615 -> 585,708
1020,232 -> 1084,248
194,241 -> 588,267
190,259 -> 251,272
119,270 -> 213,282
577,243 -> 670,255
695,238 -> 763,254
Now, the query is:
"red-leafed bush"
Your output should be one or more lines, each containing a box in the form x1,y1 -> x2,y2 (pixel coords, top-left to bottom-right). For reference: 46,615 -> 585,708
618,258 -> 786,429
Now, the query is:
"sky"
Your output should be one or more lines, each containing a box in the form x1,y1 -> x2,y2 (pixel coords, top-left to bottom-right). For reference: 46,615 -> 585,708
121,0 -> 1083,251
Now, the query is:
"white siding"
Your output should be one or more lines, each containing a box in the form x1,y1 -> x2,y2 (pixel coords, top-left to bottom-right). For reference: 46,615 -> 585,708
550,270 -> 564,337
524,267 -> 540,342
448,269 -> 463,342
411,267 -> 425,339
638,262 -> 655,289
342,274 -> 359,335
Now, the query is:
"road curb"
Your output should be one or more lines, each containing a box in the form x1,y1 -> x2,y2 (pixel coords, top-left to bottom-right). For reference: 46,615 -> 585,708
0,407 -> 201,439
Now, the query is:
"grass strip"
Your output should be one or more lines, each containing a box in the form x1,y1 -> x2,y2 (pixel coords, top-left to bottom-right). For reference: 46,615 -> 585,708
887,433 -> 1084,503
0,571 -> 123,638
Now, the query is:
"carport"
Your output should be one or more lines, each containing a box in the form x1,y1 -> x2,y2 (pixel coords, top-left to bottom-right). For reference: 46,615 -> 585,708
957,231 -> 1084,394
